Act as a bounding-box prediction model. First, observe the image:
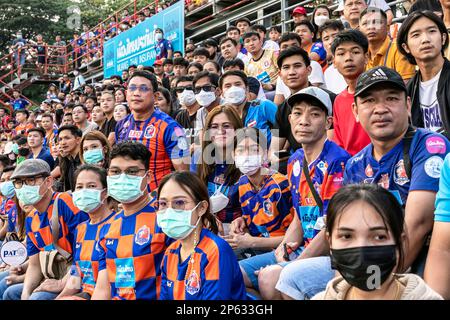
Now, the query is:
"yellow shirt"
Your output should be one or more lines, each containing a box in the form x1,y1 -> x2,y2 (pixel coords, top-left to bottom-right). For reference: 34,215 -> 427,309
245,49 -> 279,86
366,36 -> 416,81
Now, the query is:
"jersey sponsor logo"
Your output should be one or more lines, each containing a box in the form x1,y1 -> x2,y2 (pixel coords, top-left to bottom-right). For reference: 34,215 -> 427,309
424,156 -> 444,178
129,130 -> 142,139
317,161 -> 328,174
135,225 -> 150,246
185,269 -> 201,295
332,173 -> 344,186
426,137 -> 446,154
166,280 -> 173,288
75,242 -> 81,249
394,159 -> 410,186
378,173 -> 390,189
144,125 -> 155,139
106,239 -> 115,246
293,160 -> 301,177
115,258 -> 136,288
365,164 -> 374,178
263,200 -> 273,216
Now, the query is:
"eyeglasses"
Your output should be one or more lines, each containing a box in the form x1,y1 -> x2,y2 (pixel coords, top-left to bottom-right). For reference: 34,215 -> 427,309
174,86 -> 194,93
209,122 -> 234,131
128,84 -> 153,93
193,85 -> 216,94
13,175 -> 46,188
108,168 -> 147,177
156,199 -> 195,211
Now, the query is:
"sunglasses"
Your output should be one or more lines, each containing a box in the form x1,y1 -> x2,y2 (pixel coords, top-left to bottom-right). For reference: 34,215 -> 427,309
193,85 -> 216,94
174,86 -> 194,93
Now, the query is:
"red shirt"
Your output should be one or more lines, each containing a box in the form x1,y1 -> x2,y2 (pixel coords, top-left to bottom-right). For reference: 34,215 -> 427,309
332,89 -> 371,156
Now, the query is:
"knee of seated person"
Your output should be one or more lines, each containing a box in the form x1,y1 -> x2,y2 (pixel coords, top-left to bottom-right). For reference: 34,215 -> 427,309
240,266 -> 252,287
258,265 -> 283,299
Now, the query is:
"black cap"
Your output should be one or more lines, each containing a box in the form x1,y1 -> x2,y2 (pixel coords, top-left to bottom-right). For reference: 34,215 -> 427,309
355,66 -> 406,98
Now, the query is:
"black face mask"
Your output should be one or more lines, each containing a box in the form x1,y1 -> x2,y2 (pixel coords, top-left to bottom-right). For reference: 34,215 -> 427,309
330,245 -> 397,292
18,147 -> 30,157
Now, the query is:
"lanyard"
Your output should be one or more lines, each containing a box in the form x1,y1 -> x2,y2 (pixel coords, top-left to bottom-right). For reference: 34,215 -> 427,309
302,158 -> 323,212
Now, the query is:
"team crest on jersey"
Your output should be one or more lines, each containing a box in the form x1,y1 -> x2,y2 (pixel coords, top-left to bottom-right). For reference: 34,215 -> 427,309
144,125 -> 155,139
378,173 -> 390,189
263,200 -> 273,216
185,270 -> 201,295
317,161 -> 328,174
365,164 -> 374,178
394,160 -> 410,186
135,225 -> 150,245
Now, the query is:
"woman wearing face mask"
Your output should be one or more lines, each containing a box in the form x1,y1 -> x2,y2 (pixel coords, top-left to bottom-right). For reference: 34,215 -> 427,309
79,131 -> 111,169
193,105 -> 243,226
56,165 -> 116,300
0,198 -> 31,300
157,171 -> 247,300
312,5 -> 331,38
224,128 -> 294,260
312,184 -> 443,300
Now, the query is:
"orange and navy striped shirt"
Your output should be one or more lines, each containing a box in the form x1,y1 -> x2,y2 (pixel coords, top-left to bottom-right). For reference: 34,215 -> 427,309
160,228 -> 247,300
71,212 -> 116,296
115,109 -> 189,190
287,140 -> 350,247
97,201 -> 172,300
25,192 -> 89,256
238,171 -> 294,238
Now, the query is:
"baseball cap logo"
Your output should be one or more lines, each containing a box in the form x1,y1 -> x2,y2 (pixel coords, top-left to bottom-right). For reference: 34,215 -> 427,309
370,68 -> 388,81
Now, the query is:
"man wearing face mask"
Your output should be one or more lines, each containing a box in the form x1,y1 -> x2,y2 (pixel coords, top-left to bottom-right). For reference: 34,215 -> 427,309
174,76 -> 203,152
0,166 -> 16,222
219,70 -> 278,147
192,71 -> 221,116
92,142 -> 173,300
155,28 -> 173,61
10,159 -> 89,300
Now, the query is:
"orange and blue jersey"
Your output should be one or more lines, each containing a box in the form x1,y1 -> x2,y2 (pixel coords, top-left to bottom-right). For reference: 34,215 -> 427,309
7,202 -> 18,233
160,228 -> 247,300
115,109 -> 189,190
0,198 -> 15,217
238,171 -> 294,237
97,201 -> 173,300
25,192 -> 89,256
344,129 -> 450,205
71,212 -> 116,296
288,140 -> 350,247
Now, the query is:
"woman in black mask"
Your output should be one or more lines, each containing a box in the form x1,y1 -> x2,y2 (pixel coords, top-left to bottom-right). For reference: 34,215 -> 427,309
312,184 -> 442,300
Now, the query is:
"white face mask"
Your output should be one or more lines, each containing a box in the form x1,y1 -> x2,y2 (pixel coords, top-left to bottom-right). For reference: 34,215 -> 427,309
209,190 -> 230,214
314,15 -> 329,27
235,155 -> 263,176
155,33 -> 163,40
223,86 -> 247,105
195,90 -> 216,107
179,89 -> 196,107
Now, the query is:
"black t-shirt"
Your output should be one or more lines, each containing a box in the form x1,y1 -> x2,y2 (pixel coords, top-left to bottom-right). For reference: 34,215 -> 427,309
54,154 -> 81,192
274,86 -> 337,153
100,116 -> 117,139
175,109 -> 200,146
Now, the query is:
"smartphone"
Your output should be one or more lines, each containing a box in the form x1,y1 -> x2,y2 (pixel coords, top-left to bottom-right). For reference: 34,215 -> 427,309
283,243 -> 300,261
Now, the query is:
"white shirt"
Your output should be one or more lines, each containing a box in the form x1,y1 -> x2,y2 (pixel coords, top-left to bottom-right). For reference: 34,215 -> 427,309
324,64 -> 347,95
368,0 -> 391,11
263,40 -> 280,52
237,52 -> 250,65
275,60 -> 325,99
419,70 -> 443,132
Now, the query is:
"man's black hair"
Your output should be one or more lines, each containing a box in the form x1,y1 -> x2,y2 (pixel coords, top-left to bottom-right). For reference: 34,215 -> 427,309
192,71 -> 219,88
277,46 -> 311,69
110,141 -> 151,171
57,124 -> 82,138
219,70 -> 248,89
331,29 -> 369,55
127,70 -> 159,92
222,58 -> 245,71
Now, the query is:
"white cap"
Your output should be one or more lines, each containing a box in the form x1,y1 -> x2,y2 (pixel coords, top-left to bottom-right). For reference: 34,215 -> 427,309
287,87 -> 333,116
333,1 -> 344,15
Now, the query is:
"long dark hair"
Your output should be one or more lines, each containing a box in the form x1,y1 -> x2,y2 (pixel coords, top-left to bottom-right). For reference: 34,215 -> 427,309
326,184 -> 406,272
157,171 -> 218,234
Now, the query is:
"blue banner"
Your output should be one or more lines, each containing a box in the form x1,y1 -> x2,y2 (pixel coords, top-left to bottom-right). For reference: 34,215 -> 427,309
103,1 -> 184,78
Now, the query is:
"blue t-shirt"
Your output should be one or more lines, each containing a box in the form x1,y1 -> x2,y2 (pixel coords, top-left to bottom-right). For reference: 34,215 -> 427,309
344,129 -> 450,205
435,153 -> 450,222
244,100 -> 277,146
29,146 -> 55,171
7,203 -> 17,233
10,98 -> 29,111
156,39 -> 173,60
